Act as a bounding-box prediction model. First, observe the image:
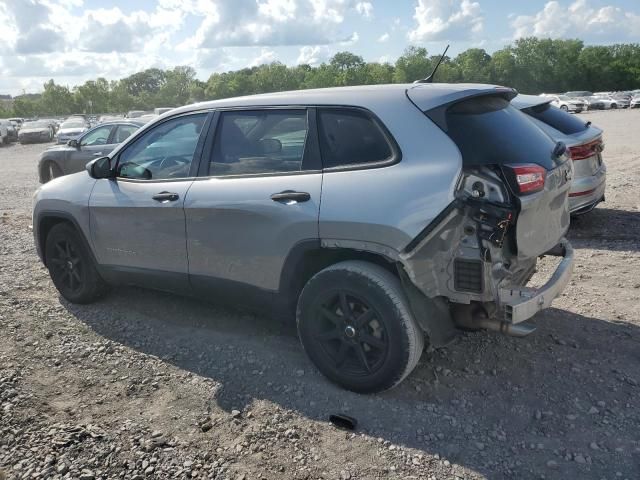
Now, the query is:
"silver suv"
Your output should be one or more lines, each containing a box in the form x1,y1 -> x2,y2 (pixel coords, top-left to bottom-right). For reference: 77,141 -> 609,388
33,84 -> 575,393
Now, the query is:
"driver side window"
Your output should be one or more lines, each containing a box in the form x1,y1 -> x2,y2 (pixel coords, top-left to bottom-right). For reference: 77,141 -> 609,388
117,113 -> 207,180
81,126 -> 113,146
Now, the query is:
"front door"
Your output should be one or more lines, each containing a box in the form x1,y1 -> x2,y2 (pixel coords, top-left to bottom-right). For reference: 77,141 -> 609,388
89,112 -> 210,292
66,125 -> 116,175
185,108 -> 322,297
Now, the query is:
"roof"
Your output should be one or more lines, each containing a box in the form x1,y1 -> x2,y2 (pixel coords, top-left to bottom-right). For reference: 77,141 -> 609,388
171,83 -> 515,115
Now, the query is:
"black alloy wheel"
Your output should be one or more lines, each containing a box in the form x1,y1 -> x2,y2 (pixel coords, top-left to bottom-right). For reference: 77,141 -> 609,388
312,290 -> 389,377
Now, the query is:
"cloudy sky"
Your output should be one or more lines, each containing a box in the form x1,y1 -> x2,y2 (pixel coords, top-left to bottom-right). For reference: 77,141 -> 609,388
1,0 -> 639,95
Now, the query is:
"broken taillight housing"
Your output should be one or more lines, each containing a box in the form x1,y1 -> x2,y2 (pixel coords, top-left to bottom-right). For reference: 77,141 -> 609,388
504,164 -> 546,195
569,139 -> 603,160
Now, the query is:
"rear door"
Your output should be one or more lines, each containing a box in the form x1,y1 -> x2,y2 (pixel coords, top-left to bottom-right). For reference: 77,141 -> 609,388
184,108 -> 322,294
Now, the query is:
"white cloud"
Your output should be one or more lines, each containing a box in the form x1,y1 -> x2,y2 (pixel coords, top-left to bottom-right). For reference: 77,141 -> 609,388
511,0 -> 640,40
297,45 -> 330,65
355,1 -> 373,19
249,48 -> 278,67
378,32 -> 390,43
408,0 -> 483,42
182,0 -> 359,48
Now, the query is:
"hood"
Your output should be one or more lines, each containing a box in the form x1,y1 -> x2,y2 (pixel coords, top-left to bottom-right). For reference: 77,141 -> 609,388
58,128 -> 85,135
20,128 -> 50,135
44,143 -> 74,152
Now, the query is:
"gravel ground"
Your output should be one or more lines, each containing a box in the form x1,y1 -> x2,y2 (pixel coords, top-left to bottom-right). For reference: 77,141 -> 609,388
0,110 -> 639,480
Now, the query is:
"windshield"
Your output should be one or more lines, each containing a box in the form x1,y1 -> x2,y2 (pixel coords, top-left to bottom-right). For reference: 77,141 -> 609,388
61,121 -> 85,129
22,121 -> 50,129
558,95 -> 570,100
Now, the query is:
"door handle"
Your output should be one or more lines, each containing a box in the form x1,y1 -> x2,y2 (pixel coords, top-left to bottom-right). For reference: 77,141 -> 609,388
152,192 -> 180,202
270,191 -> 311,203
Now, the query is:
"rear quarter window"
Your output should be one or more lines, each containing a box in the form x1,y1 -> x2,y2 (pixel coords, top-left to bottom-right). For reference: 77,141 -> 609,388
521,103 -> 588,135
437,95 -> 558,170
318,108 -> 394,169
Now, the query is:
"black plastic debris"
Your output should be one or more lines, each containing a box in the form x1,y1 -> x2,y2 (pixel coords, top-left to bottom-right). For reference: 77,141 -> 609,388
329,414 -> 357,431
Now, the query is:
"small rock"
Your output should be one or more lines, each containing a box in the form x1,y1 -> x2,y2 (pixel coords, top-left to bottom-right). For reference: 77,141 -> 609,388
588,407 -> 599,415
546,460 -> 558,469
231,409 -> 242,418
574,454 -> 587,464
340,470 -> 351,480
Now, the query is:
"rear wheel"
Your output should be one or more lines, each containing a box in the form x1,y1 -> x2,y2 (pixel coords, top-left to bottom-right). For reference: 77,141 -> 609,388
611,103 -> 617,109
560,105 -> 569,112
297,261 -> 424,393
45,223 -> 108,303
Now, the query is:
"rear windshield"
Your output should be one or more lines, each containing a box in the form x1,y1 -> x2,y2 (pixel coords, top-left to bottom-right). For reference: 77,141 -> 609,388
521,102 -> 587,135
438,96 -> 558,170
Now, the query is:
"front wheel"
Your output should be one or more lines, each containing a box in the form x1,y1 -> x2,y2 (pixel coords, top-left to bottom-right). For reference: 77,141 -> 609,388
297,261 -> 424,393
560,105 -> 569,112
45,223 -> 109,304
611,103 -> 617,109
42,162 -> 63,183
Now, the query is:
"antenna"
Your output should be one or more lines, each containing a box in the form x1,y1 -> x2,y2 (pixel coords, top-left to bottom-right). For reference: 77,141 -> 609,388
414,44 -> 450,84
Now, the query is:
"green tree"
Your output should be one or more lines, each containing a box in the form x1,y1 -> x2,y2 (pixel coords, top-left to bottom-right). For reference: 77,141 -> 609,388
393,47 -> 432,83
41,80 -> 74,116
455,48 -> 492,83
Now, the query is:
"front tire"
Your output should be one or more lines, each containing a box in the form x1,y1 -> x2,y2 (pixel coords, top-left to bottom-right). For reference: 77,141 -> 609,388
297,261 -> 424,393
42,162 -> 63,183
45,223 -> 108,304
560,105 -> 569,112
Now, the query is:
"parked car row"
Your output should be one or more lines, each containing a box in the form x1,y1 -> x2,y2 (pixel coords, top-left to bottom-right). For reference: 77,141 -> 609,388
34,82 -> 588,393
545,89 -> 640,111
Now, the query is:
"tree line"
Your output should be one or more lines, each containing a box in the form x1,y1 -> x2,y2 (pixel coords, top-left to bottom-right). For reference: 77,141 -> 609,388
2,37 -> 640,118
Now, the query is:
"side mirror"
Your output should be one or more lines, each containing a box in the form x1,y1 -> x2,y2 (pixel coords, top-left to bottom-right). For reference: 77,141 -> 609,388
68,139 -> 79,148
86,156 -> 114,179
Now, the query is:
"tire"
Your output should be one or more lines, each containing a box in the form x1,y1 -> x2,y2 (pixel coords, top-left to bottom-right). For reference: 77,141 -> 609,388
42,162 -> 63,183
296,260 -> 424,393
611,103 -> 617,109
560,105 -> 569,112
45,223 -> 109,304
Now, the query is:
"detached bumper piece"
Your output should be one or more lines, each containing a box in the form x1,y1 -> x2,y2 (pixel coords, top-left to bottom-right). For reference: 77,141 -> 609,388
499,238 -> 574,324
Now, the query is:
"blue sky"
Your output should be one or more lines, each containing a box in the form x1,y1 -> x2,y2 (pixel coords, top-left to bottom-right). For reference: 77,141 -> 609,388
1,0 -> 639,95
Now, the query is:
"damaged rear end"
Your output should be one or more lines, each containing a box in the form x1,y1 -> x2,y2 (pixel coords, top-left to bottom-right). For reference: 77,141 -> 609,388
401,88 -> 574,335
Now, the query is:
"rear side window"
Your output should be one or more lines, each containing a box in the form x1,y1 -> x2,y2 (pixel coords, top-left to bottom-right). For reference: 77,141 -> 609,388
521,103 -> 587,135
318,109 -> 393,168
210,110 -> 308,176
439,96 -> 558,170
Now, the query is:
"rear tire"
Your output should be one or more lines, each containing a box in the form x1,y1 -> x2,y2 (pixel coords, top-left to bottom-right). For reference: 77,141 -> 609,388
611,103 -> 617,109
45,223 -> 109,304
297,260 -> 424,393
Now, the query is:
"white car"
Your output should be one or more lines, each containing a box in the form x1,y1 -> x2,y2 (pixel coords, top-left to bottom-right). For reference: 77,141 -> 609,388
630,96 -> 640,109
593,96 -> 619,109
542,95 -> 585,113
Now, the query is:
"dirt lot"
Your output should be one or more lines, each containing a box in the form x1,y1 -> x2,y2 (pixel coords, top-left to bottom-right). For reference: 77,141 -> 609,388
0,110 -> 639,480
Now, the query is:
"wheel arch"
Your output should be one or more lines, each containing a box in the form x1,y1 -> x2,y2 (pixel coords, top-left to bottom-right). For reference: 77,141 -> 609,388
277,240 -> 398,314
36,212 -> 96,268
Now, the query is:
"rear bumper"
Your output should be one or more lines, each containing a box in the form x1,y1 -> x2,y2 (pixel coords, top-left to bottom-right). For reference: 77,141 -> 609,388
499,239 -> 574,324
569,166 -> 606,214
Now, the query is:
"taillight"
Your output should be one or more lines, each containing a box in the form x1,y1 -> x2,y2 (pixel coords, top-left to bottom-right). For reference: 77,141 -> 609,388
569,139 -> 603,160
505,164 -> 546,195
